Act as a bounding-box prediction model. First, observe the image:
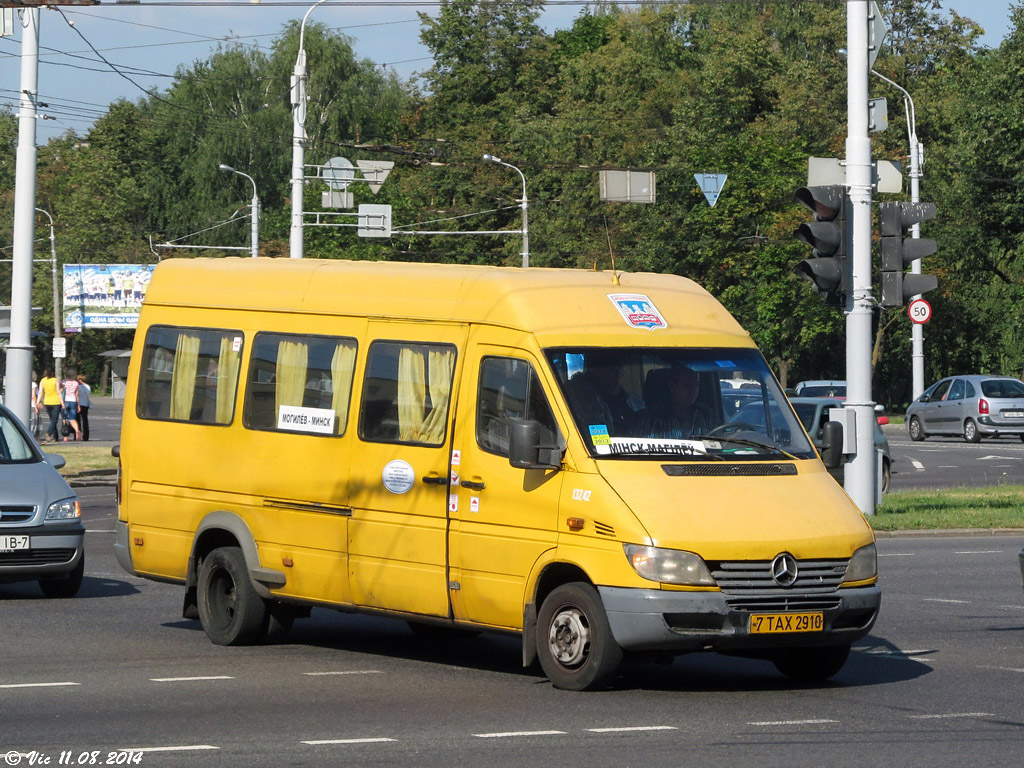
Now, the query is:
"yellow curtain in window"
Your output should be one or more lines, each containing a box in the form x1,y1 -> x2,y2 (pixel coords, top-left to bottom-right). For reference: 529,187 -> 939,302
169,333 -> 200,420
420,347 -> 455,444
330,343 -> 356,434
397,347 -> 426,441
275,340 -> 308,414
215,336 -> 240,424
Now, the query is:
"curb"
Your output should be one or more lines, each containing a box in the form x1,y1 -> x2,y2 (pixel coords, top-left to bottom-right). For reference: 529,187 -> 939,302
873,527 -> 1024,538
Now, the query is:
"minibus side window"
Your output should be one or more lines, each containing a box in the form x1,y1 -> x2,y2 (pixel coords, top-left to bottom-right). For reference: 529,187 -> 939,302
242,333 -> 358,436
359,341 -> 456,446
477,357 -> 561,457
136,326 -> 243,425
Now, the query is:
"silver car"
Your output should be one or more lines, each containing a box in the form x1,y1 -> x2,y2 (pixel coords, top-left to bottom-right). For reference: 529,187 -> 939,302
0,404 -> 84,597
905,375 -> 1024,443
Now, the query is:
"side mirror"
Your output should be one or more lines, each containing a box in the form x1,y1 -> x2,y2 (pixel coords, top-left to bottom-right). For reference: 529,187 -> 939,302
820,421 -> 844,470
509,420 -> 561,471
44,453 -> 66,470
918,394 -> 930,403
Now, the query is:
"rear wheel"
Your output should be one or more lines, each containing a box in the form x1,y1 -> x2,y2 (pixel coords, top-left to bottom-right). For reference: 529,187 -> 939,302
963,418 -> 981,443
908,416 -> 925,442
772,643 -> 851,682
536,582 -> 622,691
197,546 -> 266,645
881,458 -> 892,494
39,556 -> 84,598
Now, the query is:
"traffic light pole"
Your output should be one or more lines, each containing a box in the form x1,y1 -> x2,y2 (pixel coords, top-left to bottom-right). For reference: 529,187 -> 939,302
845,1 -> 878,515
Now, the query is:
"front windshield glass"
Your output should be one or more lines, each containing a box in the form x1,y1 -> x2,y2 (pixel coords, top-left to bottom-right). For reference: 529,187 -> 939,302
0,410 -> 38,463
546,347 -> 814,461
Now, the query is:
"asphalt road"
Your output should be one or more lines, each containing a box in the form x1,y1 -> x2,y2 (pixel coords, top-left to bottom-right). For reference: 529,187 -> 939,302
885,425 -> 1024,491
2,487 -> 1023,768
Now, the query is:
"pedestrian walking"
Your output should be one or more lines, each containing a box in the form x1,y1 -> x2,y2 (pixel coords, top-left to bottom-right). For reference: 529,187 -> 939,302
60,370 -> 83,442
76,372 -> 91,441
35,367 -> 63,443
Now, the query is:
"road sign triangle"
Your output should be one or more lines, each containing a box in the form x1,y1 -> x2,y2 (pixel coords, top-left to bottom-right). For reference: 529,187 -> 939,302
356,160 -> 394,195
694,173 -> 727,207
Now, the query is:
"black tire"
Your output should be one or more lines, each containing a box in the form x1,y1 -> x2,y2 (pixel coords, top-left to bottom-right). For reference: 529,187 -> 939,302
536,582 -> 622,691
197,546 -> 267,645
908,416 -> 925,442
881,458 -> 892,494
39,556 -> 84,598
963,419 -> 981,443
772,643 -> 851,682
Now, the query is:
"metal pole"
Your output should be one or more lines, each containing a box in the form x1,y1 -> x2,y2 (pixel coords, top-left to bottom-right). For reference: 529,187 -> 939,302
482,154 -> 530,267
871,69 -> 925,398
290,0 -> 328,260
8,8 -> 40,425
37,209 -> 62,384
845,1 -> 877,515
251,190 -> 260,259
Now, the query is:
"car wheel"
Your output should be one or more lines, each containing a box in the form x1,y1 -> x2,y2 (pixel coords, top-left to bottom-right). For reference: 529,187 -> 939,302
197,546 -> 267,645
881,458 -> 891,494
908,416 -> 925,442
963,419 -> 981,443
772,643 -> 851,682
39,556 -> 84,599
537,582 -> 623,691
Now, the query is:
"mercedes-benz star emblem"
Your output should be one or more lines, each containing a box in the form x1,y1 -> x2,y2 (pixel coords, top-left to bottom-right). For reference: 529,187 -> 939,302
771,553 -> 799,586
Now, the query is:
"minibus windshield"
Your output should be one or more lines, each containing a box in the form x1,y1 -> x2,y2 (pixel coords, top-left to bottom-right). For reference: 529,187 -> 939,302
546,347 -> 814,461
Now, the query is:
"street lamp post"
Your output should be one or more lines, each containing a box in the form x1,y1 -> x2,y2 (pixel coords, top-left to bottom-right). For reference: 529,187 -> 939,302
36,209 -> 62,383
218,164 -> 260,258
871,68 -> 925,398
482,154 -> 530,268
290,0 -> 329,260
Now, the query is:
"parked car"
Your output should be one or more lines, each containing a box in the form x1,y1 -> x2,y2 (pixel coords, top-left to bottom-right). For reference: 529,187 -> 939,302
789,397 -> 892,493
793,379 -> 847,399
0,403 -> 84,597
905,375 -> 1024,443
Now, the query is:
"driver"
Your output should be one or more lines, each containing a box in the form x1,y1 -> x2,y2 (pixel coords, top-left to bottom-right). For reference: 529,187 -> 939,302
640,366 -> 712,439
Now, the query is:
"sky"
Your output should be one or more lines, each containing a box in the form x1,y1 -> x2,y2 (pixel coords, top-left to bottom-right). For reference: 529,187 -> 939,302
0,1 -> 1016,144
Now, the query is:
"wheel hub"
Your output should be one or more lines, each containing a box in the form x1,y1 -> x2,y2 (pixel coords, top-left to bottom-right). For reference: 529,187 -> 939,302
548,608 -> 591,666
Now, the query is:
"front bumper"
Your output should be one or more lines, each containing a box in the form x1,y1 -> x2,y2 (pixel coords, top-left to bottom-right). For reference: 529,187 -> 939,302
599,584 -> 881,652
0,522 -> 85,582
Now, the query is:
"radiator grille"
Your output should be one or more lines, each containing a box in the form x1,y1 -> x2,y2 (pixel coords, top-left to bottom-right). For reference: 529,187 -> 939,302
661,464 -> 797,477
0,506 -> 35,523
710,558 -> 848,595
726,595 -> 843,612
0,548 -> 76,567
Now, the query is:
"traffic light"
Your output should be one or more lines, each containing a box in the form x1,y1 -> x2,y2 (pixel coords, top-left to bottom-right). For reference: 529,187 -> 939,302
793,185 -> 848,307
878,201 -> 938,308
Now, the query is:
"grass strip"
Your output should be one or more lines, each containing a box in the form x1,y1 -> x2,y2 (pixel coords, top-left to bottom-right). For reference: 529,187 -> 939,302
873,485 -> 1024,531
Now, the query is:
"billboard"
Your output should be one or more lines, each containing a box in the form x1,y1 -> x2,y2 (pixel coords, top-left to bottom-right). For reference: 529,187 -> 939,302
63,264 -> 154,332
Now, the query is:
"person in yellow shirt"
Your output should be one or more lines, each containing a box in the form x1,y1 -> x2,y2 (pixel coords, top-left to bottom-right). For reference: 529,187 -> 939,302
34,367 -> 63,443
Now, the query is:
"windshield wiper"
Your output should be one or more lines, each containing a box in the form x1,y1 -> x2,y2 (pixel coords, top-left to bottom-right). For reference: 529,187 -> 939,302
691,435 -> 800,461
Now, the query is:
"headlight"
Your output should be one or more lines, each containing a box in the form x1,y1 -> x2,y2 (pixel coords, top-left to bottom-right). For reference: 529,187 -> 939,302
45,498 -> 80,521
624,544 -> 716,586
843,543 -> 877,584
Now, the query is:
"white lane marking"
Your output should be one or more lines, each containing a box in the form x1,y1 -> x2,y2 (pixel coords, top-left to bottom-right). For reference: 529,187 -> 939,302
924,598 -> 969,604
85,529 -> 116,533
302,738 -> 397,745
979,455 -> 1021,461
908,713 -> 992,720
911,460 -> 925,470
864,649 -> 933,657
473,730 -> 567,738
878,553 -> 915,557
303,670 -> 383,676
982,666 -> 1024,673
1000,605 -> 1024,611
748,719 -> 837,726
150,676 -> 234,682
0,682 -> 79,689
587,726 -> 678,733
954,550 -> 1003,555
123,745 -> 220,753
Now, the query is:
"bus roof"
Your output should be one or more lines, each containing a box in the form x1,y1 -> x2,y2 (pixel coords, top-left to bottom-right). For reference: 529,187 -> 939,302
143,258 -> 753,348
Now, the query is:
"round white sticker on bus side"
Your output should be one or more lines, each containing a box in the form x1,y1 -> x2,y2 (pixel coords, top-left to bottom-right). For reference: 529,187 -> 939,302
382,460 -> 416,494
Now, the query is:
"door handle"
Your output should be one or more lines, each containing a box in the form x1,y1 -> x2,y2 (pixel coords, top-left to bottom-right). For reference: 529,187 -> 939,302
461,480 -> 486,491
422,475 -> 447,486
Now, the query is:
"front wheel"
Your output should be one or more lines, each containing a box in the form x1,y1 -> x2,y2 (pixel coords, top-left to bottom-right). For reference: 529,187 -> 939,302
197,546 -> 267,645
39,556 -> 84,598
908,416 -> 925,441
772,643 -> 851,682
881,458 -> 892,494
536,582 -> 622,691
963,418 -> 981,443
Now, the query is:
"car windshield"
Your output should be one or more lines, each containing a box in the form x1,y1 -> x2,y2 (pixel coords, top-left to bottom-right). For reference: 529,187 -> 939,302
980,379 -> 1024,398
0,411 -> 38,463
545,347 -> 814,460
798,384 -> 846,398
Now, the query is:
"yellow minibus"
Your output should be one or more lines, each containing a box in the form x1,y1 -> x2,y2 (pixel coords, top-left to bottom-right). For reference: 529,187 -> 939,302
115,258 -> 879,690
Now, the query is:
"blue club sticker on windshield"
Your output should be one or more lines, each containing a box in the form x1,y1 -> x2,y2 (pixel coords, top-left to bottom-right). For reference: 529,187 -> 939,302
608,293 -> 667,330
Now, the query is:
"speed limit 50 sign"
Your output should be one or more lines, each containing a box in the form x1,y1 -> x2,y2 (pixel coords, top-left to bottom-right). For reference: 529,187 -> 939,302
908,298 -> 932,324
